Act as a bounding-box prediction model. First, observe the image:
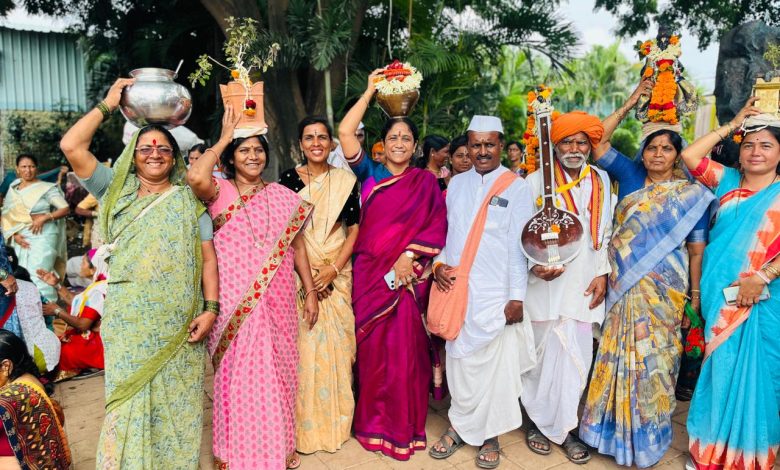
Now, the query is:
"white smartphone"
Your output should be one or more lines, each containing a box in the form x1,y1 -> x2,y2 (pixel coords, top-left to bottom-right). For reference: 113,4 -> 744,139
384,270 -> 396,290
723,285 -> 770,305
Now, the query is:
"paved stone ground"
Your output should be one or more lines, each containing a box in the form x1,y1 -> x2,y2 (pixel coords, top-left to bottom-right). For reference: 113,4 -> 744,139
57,360 -> 692,470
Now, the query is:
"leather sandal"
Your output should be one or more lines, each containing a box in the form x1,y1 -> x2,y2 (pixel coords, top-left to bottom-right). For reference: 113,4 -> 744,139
562,434 -> 591,464
476,437 -> 500,469
429,428 -> 465,459
526,423 -> 551,455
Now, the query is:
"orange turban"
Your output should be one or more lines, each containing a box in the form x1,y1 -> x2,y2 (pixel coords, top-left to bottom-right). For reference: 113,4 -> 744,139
550,111 -> 604,148
372,141 -> 384,154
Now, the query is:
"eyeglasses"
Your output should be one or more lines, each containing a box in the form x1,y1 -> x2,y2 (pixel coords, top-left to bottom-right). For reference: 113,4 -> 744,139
135,145 -> 174,157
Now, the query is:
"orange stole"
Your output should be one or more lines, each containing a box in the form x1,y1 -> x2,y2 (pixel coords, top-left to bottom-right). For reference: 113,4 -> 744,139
427,171 -> 518,340
553,159 -> 604,250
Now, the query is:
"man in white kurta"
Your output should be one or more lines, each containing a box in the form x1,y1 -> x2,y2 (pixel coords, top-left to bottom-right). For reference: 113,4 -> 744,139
429,116 -> 536,467
521,111 -> 613,464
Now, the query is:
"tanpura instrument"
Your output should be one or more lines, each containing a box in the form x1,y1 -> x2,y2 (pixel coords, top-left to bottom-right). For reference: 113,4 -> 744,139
521,93 -> 584,266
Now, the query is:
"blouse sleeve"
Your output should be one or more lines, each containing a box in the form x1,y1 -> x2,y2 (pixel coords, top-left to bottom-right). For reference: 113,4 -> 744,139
686,208 -> 710,243
198,212 -> 214,241
339,181 -> 361,226
596,146 -> 643,185
78,164 -> 114,200
44,186 -> 69,210
347,149 -> 378,183
689,157 -> 726,190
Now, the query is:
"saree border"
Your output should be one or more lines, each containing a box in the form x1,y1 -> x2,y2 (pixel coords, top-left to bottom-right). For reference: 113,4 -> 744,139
211,184 -> 265,232
212,200 -> 313,367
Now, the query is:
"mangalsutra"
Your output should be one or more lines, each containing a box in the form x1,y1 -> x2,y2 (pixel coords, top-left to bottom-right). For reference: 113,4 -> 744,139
306,165 -> 331,240
232,179 -> 269,249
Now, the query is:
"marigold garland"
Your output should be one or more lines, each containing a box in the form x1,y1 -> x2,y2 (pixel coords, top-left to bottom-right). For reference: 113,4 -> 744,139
522,84 -> 557,174
638,35 -> 683,125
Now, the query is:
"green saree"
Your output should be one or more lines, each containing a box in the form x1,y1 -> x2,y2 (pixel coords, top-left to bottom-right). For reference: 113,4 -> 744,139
81,132 -> 207,469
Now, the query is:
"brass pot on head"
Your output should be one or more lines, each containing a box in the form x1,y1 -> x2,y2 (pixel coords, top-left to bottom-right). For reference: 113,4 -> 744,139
119,68 -> 193,129
375,90 -> 420,118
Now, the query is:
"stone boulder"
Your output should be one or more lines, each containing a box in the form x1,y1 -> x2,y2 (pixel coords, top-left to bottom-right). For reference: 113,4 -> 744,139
713,21 -> 780,165
715,20 -> 780,124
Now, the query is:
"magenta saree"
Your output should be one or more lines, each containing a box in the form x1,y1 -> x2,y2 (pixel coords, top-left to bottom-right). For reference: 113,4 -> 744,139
352,168 -> 447,460
206,178 -> 311,470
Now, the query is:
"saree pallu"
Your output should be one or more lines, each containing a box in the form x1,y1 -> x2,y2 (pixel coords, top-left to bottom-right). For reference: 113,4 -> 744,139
294,169 -> 357,454
688,171 -> 780,470
0,379 -> 71,469
580,181 -> 714,468
2,181 -> 67,301
352,168 -> 447,460
207,180 -> 312,470
95,132 -> 206,470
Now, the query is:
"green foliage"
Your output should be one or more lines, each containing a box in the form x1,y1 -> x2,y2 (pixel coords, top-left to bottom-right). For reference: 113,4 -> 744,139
0,109 -> 124,170
594,0 -> 780,49
765,42 -> 780,69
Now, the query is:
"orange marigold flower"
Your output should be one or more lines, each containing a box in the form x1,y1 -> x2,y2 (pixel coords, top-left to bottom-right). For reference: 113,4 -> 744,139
243,108 -> 256,117
551,224 -> 561,233
643,68 -> 654,78
733,134 -> 743,143
669,35 -> 679,45
231,70 -> 240,79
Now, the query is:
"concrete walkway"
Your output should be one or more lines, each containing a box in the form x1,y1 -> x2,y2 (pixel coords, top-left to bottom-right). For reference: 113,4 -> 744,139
57,362 -> 691,470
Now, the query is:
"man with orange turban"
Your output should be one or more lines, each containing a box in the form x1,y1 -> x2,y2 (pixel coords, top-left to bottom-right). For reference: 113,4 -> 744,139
521,110 -> 613,464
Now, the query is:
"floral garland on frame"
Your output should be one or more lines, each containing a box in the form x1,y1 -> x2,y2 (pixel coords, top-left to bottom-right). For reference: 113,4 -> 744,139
635,31 -> 697,126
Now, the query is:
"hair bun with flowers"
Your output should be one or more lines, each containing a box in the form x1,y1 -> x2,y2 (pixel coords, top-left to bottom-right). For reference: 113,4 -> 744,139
634,29 -> 698,126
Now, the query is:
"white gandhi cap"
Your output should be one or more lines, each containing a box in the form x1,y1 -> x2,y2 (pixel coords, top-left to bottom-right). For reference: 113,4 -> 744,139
467,115 -> 504,134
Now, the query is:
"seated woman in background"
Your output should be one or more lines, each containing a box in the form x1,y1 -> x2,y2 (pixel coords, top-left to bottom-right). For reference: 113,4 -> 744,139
1,246 -> 61,376
37,248 -> 107,382
0,329 -> 71,469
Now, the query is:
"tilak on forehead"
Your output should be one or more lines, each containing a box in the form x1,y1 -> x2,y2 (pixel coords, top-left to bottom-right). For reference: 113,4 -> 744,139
152,138 -> 157,145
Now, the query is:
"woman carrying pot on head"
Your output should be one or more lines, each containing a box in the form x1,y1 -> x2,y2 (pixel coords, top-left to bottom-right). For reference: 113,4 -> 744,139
60,78 -> 219,469
337,70 -> 447,461
680,97 -> 780,470
279,116 -> 360,455
187,105 -> 319,470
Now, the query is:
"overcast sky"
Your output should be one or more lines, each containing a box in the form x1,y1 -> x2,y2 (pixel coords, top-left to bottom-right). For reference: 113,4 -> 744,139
0,0 -> 719,93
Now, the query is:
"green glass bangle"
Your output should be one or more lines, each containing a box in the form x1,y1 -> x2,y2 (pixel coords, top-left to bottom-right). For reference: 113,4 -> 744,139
204,300 -> 220,315
96,101 -> 113,118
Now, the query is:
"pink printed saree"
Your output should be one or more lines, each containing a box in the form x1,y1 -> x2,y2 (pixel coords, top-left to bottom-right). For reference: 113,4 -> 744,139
206,178 -> 311,470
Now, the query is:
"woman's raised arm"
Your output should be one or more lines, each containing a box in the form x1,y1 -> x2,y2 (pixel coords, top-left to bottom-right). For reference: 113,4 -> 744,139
60,78 -> 134,179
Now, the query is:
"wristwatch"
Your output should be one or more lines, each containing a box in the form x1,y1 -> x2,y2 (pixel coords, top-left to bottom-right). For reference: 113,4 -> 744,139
404,250 -> 415,260
0,269 -> 8,281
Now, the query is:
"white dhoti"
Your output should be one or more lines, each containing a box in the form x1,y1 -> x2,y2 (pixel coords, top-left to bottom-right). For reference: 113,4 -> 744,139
520,318 -> 593,444
448,323 -> 535,446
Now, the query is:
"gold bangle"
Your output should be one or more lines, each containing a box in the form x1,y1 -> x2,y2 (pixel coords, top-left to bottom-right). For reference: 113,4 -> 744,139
690,289 -> 701,293
763,265 -> 780,278
330,263 -> 340,276
305,288 -> 318,298
203,148 -> 220,161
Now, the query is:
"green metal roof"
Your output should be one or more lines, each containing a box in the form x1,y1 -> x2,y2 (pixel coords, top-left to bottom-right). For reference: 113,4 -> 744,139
0,26 -> 87,111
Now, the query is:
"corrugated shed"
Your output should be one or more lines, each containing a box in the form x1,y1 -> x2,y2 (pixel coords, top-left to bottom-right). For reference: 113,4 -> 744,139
0,26 -> 86,111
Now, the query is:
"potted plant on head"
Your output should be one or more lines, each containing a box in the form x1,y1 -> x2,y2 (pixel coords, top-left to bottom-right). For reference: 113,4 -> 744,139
189,17 -> 280,138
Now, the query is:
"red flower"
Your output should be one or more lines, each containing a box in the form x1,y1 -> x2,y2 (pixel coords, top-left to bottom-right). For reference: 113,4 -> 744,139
245,99 -> 257,109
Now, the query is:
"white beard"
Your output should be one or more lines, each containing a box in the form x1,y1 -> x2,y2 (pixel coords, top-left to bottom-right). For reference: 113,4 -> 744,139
558,152 -> 588,170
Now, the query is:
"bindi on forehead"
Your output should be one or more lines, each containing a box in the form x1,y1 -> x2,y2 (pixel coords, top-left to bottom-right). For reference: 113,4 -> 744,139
152,139 -> 157,146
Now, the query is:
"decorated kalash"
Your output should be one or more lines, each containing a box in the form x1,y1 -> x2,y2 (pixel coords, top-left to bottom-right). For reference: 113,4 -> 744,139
373,59 -> 423,118
521,86 -> 584,266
